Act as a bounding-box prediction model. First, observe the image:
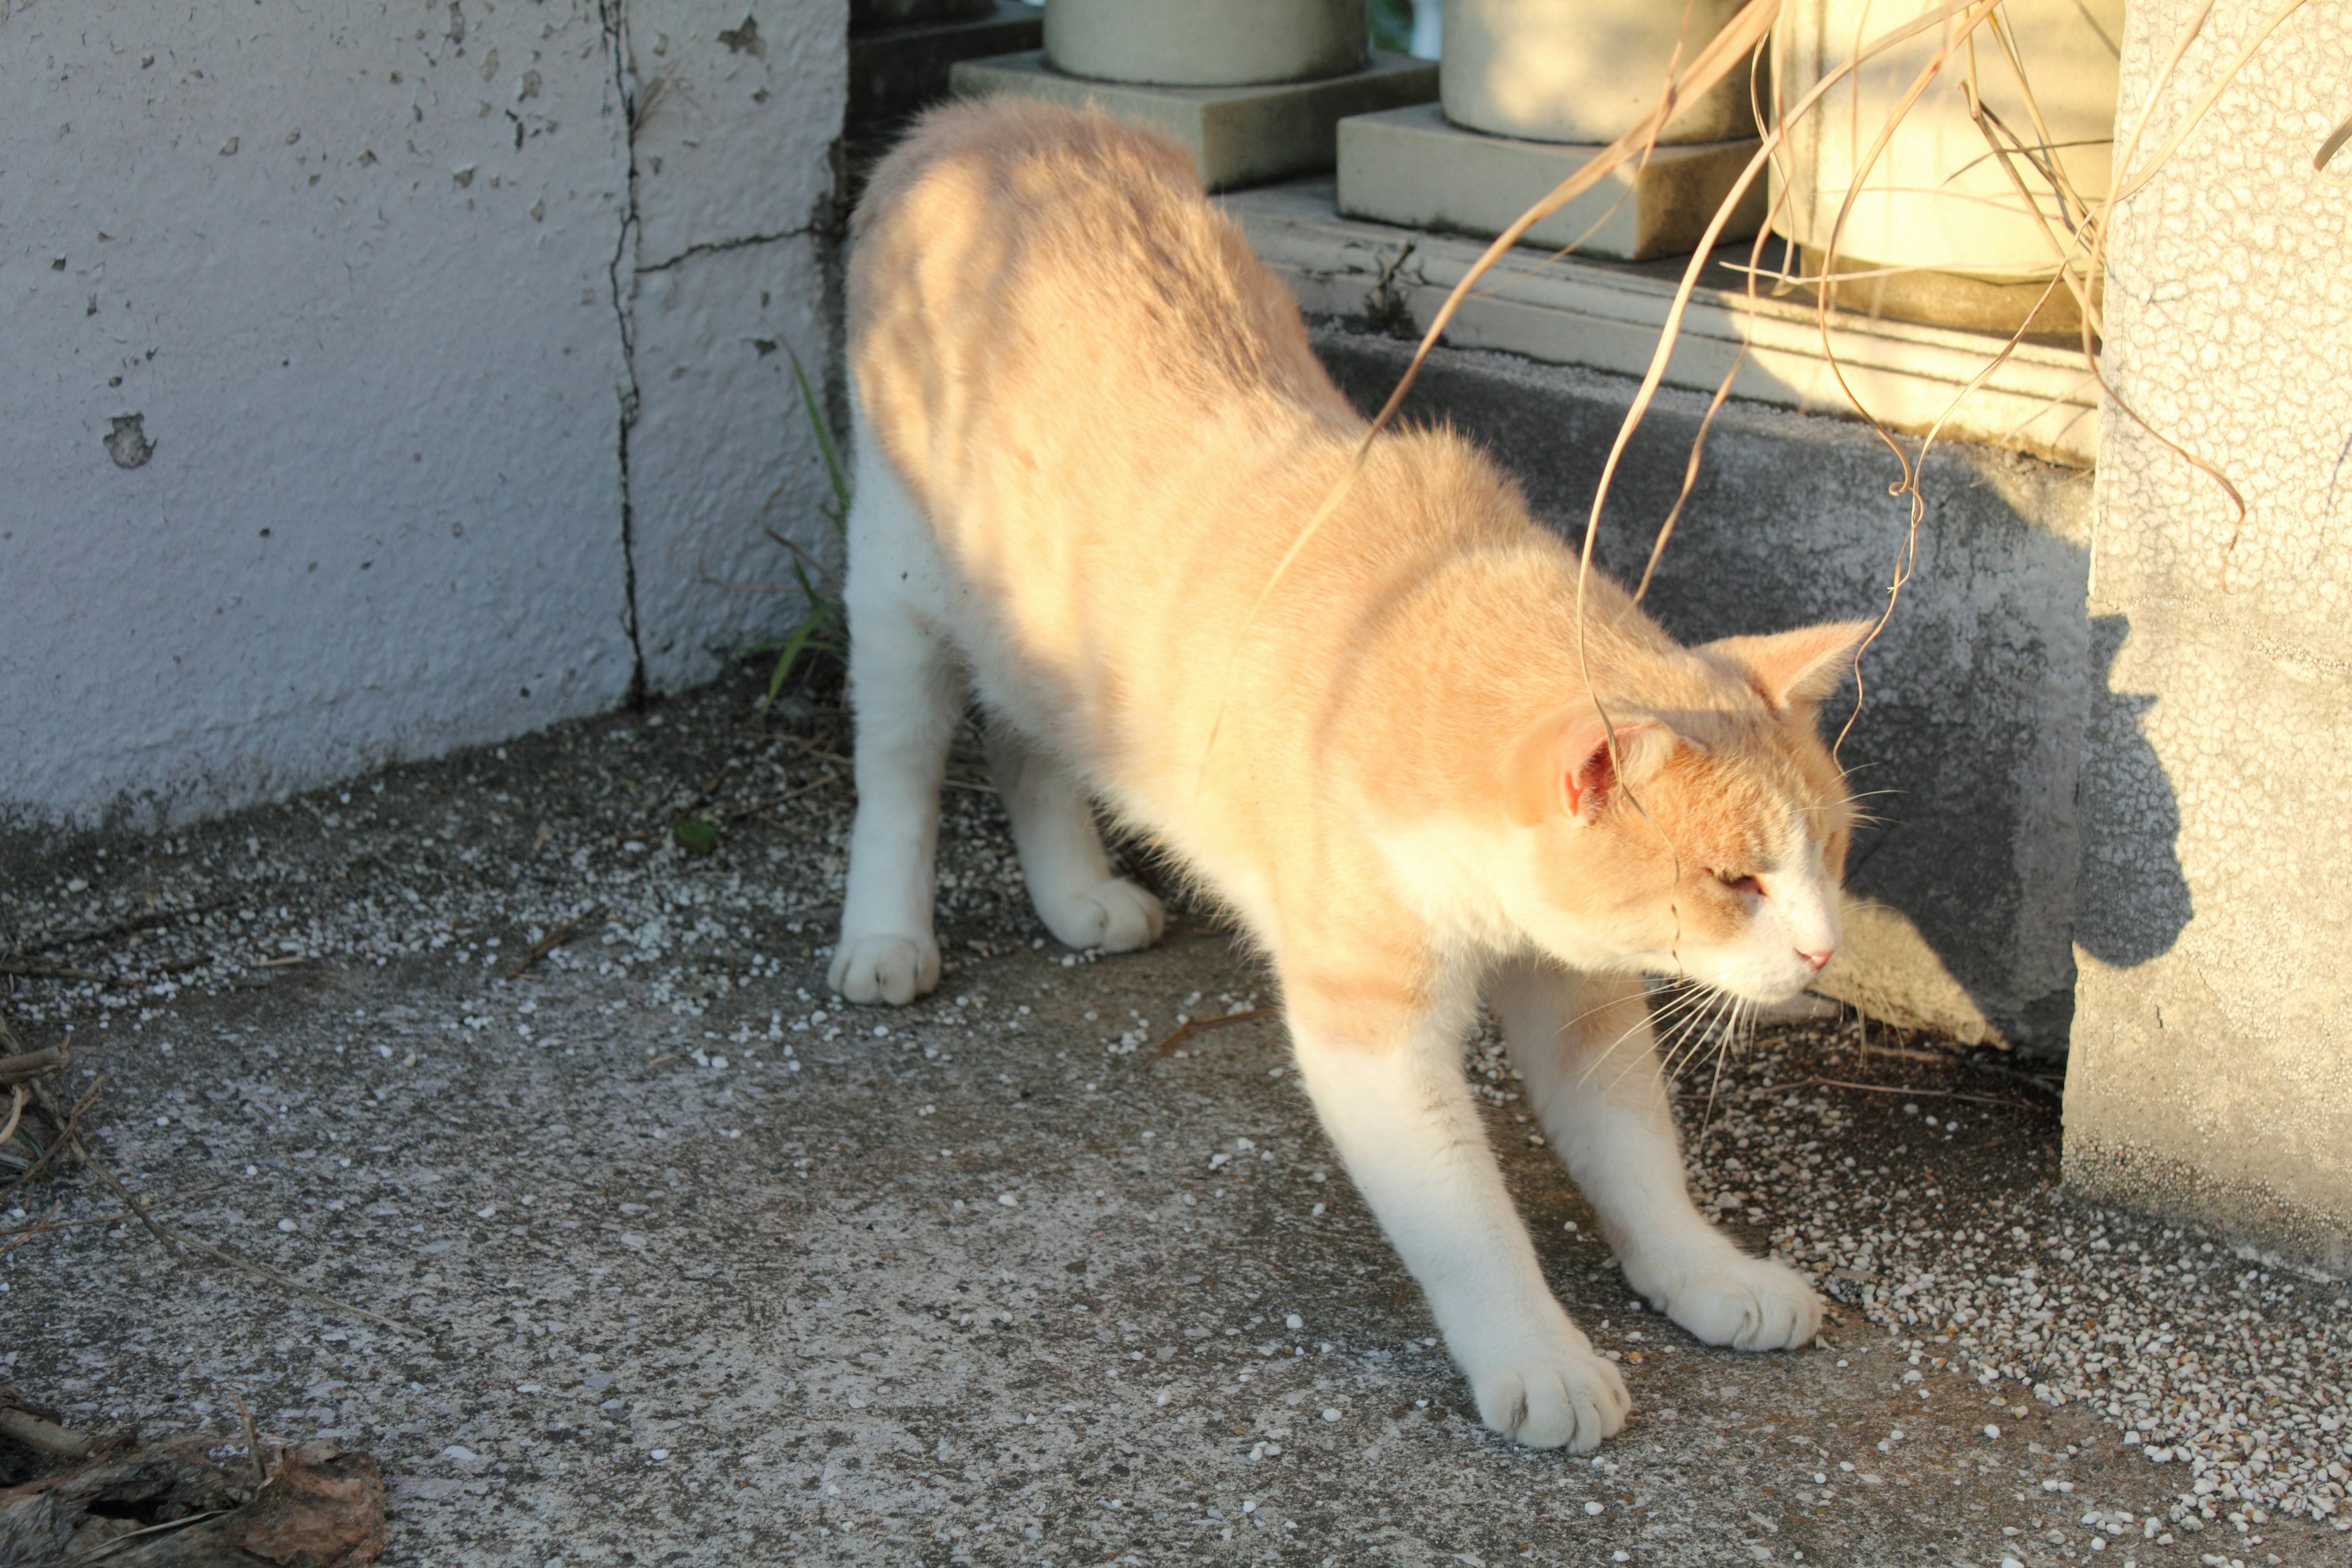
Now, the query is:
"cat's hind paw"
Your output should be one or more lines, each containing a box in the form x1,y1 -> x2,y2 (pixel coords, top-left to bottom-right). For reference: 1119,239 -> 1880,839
1639,1252 -> 1823,1351
827,932 -> 940,1006
1037,878 -> 1163,954
1463,1330 -> 1630,1452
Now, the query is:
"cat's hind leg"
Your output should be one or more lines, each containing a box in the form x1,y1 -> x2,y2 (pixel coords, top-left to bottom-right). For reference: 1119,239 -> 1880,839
983,723 -> 1163,953
828,429 -> 962,1006
1489,955 -> 1822,1351
1287,961 -> 1628,1450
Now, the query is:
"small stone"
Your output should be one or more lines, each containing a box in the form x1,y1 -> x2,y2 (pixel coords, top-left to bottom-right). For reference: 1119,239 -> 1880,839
1584,1501 -> 1605,1515
997,1193 -> 1017,1207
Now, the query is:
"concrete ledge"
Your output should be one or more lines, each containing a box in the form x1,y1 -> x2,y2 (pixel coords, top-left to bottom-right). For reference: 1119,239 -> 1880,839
1225,178 -> 2099,466
1338,102 -> 1762,262
950,50 -> 1436,190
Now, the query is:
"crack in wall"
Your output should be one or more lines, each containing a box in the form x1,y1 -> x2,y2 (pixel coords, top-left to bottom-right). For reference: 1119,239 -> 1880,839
637,224 -> 818,276
601,0 -> 649,709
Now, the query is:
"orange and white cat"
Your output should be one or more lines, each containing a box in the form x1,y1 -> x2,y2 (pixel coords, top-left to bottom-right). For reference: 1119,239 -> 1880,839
830,99 -> 1862,1450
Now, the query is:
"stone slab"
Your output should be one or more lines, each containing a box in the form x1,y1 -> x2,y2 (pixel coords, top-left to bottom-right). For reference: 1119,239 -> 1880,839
1336,102 -> 1763,263
949,49 -> 1437,191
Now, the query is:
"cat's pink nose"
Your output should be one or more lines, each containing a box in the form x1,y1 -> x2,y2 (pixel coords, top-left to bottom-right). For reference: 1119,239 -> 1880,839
1797,944 -> 1834,973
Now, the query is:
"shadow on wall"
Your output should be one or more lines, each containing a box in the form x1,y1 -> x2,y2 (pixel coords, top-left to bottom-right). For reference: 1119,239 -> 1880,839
1308,332 -> 2190,1054
2072,615 -> 2193,968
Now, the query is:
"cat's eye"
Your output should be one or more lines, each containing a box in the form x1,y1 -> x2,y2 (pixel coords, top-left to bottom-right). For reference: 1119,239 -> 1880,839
1713,870 -> 1763,897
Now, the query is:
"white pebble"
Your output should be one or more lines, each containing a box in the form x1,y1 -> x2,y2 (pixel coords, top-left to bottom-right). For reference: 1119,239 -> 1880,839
1321,1407 -> 1340,1422
997,1193 -> 1017,1207
1584,1501 -> 1605,1515
1284,1314 -> 1303,1330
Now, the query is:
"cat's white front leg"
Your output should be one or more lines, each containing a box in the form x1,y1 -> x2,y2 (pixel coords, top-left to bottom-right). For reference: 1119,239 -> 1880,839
1491,956 -> 1822,1351
828,426 -> 965,1006
829,594 -> 960,1005
1289,986 -> 1628,1450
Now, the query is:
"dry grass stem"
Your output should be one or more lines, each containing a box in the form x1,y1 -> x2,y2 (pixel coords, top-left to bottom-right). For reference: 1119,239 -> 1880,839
505,903 -> 609,980
1151,1009 -> 1280,1061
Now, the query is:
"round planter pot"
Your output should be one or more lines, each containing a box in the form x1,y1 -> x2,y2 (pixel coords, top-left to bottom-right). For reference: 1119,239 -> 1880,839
1771,0 -> 2122,288
1440,0 -> 1757,145
1044,0 -> 1367,87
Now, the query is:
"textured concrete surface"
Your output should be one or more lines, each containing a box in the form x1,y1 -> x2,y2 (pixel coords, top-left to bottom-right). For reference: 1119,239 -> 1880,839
949,50 -> 1436,191
2065,0 -> 2352,1270
1,0 -> 843,834
4,674 -> 2344,1565
1308,331 -> 2098,1054
1336,104 -> 1762,262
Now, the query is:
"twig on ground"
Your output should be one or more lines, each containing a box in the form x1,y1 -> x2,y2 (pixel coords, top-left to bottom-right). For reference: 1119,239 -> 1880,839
0,1085 -> 23,1150
1855,1040 -> 1953,1065
1956,1056 -> 2065,1099
230,1393 -> 266,1490
0,1047 -> 62,1083
19,899 -> 230,958
0,1202 -> 64,1262
67,1510 -> 230,1565
0,959 -> 127,986
0,1403 -> 94,1459
55,1119 -> 417,1336
725,777 -> 834,821
0,1076 -> 103,1205
0,1185 -> 219,1242
1152,1009 -> 1280,1060
505,903 -> 609,981
168,1230 -> 423,1340
64,1130 -> 183,1261
1744,1076 -> 2026,1107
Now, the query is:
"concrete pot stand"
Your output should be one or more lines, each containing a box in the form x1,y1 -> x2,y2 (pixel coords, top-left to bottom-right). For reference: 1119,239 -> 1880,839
952,0 -> 1438,190
1337,0 -> 1766,262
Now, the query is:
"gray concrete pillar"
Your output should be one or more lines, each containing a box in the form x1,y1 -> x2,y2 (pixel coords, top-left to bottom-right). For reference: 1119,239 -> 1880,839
2065,0 -> 2352,1268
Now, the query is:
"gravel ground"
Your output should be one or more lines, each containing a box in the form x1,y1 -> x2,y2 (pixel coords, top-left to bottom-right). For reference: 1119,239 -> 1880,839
2,671 -> 2346,1567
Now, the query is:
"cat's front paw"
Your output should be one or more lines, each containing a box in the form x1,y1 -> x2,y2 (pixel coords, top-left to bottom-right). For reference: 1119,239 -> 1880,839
827,932 -> 940,1006
1630,1250 -> 1822,1351
1459,1322 -> 1631,1451
1037,878 -> 1163,954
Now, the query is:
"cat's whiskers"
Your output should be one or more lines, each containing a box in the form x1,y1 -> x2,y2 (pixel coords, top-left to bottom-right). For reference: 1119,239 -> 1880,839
1628,981 -> 1733,1096
1694,996 -> 1758,1149
1571,984 -> 1711,1091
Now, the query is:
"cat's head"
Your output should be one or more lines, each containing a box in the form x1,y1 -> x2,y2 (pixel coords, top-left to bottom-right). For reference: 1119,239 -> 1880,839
1499,622 -> 1870,1003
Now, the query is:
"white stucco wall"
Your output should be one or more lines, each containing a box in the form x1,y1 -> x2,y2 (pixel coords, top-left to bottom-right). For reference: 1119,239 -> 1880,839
2066,0 -> 2352,1265
1,1 -> 845,834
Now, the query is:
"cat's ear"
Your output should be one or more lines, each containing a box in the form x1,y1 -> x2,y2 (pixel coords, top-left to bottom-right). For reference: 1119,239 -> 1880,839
1703,620 -> 1873,715
1505,704 -> 1670,827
